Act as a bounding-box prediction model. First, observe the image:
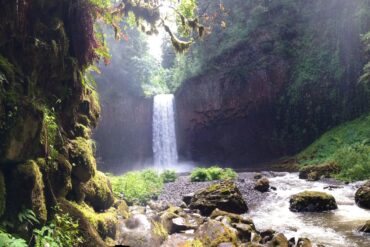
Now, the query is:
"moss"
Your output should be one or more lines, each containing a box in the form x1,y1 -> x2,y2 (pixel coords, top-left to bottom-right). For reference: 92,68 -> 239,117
9,161 -> 48,223
58,199 -> 107,247
74,123 -> 92,138
290,191 -> 338,212
115,200 -> 130,219
40,108 -> 59,161
83,171 -> 115,211
0,55 -> 17,83
196,221 -> 238,247
69,137 -> 96,182
50,155 -> 72,198
70,201 -> 118,240
182,239 -> 204,247
0,170 -> 5,217
152,220 -> 168,240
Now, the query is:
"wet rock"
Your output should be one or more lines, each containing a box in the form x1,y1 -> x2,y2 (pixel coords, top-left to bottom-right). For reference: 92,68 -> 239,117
210,209 -> 255,226
182,193 -> 194,205
148,200 -> 170,212
160,206 -> 204,234
297,237 -> 312,247
299,163 -> 340,180
358,220 -> 370,233
218,243 -> 234,247
355,181 -> 370,209
161,233 -> 194,247
288,237 -> 295,247
254,177 -> 270,192
83,171 -> 114,211
268,233 -> 289,247
289,191 -> 338,212
270,186 -> 277,191
194,220 -> 238,247
189,181 -> 248,216
118,214 -> 164,247
260,229 -> 276,244
254,173 -> 263,179
115,200 -> 130,219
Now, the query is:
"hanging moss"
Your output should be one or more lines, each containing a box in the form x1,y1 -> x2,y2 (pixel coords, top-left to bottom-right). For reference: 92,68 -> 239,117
69,137 -> 96,183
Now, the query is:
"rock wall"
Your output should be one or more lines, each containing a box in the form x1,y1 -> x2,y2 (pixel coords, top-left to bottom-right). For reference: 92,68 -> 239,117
176,0 -> 370,167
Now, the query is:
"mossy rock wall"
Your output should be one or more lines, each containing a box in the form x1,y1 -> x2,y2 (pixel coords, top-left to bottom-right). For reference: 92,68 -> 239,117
0,0 -> 112,244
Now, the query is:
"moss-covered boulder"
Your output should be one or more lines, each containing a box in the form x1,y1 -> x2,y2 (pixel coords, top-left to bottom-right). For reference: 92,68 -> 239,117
6,160 -> 47,223
297,237 -> 312,247
358,220 -> 370,233
289,191 -> 337,212
355,181 -> 370,209
299,163 -> 340,181
267,233 -> 289,247
189,181 -> 248,216
84,171 -> 114,211
0,170 -> 5,217
114,200 -> 130,219
254,177 -> 270,192
194,220 -> 238,247
50,155 -> 72,198
69,137 -> 96,183
58,199 -> 107,247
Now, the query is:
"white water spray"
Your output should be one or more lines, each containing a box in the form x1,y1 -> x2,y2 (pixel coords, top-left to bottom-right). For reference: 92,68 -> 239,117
153,94 -> 178,169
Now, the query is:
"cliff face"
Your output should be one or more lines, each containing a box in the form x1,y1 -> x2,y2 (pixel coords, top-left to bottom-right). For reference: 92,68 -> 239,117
0,1 -> 116,245
176,0 -> 370,167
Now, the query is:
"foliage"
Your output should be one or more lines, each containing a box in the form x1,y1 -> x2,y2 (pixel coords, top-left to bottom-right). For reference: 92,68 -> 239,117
41,108 -> 59,161
160,170 -> 177,183
190,166 -> 237,182
0,230 -> 27,247
298,115 -> 370,181
33,207 -> 83,247
109,169 -> 163,204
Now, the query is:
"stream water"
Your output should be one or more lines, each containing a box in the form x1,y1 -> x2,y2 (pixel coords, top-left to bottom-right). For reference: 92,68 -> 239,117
249,172 -> 370,247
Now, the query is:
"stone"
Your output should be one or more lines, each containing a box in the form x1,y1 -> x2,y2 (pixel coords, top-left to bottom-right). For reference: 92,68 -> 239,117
194,220 -> 238,247
161,233 -> 195,247
182,193 -> 194,205
358,220 -> 370,233
254,177 -> 270,192
267,233 -> 289,247
297,237 -> 312,247
189,181 -> 248,216
299,163 -> 340,180
117,214 -> 164,247
83,171 -> 115,211
260,229 -> 276,244
355,181 -> 370,209
289,191 -> 337,212
69,137 -> 96,183
254,173 -> 263,179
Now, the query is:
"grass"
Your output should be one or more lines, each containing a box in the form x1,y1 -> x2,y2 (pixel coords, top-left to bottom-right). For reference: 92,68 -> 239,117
108,169 -> 164,205
298,114 -> 370,181
190,166 -> 238,182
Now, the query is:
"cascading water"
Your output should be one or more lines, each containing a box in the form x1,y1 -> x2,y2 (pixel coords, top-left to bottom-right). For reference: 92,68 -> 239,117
152,94 -> 178,169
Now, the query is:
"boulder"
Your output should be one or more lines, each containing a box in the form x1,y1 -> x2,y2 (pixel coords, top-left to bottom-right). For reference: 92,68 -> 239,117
117,214 -> 164,247
254,173 -> 263,179
69,137 -> 96,183
297,238 -> 312,247
355,181 -> 370,209
189,181 -> 248,216
182,193 -> 194,205
161,233 -> 195,247
260,229 -> 276,244
299,163 -> 340,180
254,177 -> 270,192
194,220 -> 238,247
267,233 -> 288,247
114,200 -> 130,219
160,206 -> 204,234
83,171 -> 114,211
358,220 -> 370,233
289,191 -> 337,212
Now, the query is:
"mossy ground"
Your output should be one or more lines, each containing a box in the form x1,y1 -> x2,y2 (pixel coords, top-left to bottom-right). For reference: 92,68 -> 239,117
298,114 -> 370,181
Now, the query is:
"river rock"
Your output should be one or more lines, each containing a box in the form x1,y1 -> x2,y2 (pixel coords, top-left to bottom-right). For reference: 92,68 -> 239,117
358,220 -> 370,233
297,237 -> 312,247
254,173 -> 263,179
355,181 -> 370,209
189,181 -> 248,216
161,233 -> 195,247
289,191 -> 337,212
260,229 -> 276,244
182,193 -> 194,205
299,163 -> 340,180
117,214 -> 164,247
194,220 -> 238,247
254,177 -> 270,192
267,233 -> 289,247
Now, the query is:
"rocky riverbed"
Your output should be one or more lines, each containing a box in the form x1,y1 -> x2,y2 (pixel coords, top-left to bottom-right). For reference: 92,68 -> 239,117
116,172 -> 370,247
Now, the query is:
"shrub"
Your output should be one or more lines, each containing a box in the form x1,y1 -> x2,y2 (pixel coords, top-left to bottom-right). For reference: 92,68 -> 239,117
109,169 -> 163,204
190,167 -> 212,182
190,166 -> 238,182
160,170 -> 177,183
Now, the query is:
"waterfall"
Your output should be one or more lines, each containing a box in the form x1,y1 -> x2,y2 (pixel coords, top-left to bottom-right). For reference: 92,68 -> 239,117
152,94 -> 178,169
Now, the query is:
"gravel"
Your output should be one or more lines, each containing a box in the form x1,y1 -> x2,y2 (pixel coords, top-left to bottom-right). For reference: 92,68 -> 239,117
158,172 -> 273,209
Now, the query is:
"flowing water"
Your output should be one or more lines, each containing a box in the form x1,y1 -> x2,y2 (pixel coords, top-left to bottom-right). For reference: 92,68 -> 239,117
249,173 -> 370,247
152,94 -> 178,169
